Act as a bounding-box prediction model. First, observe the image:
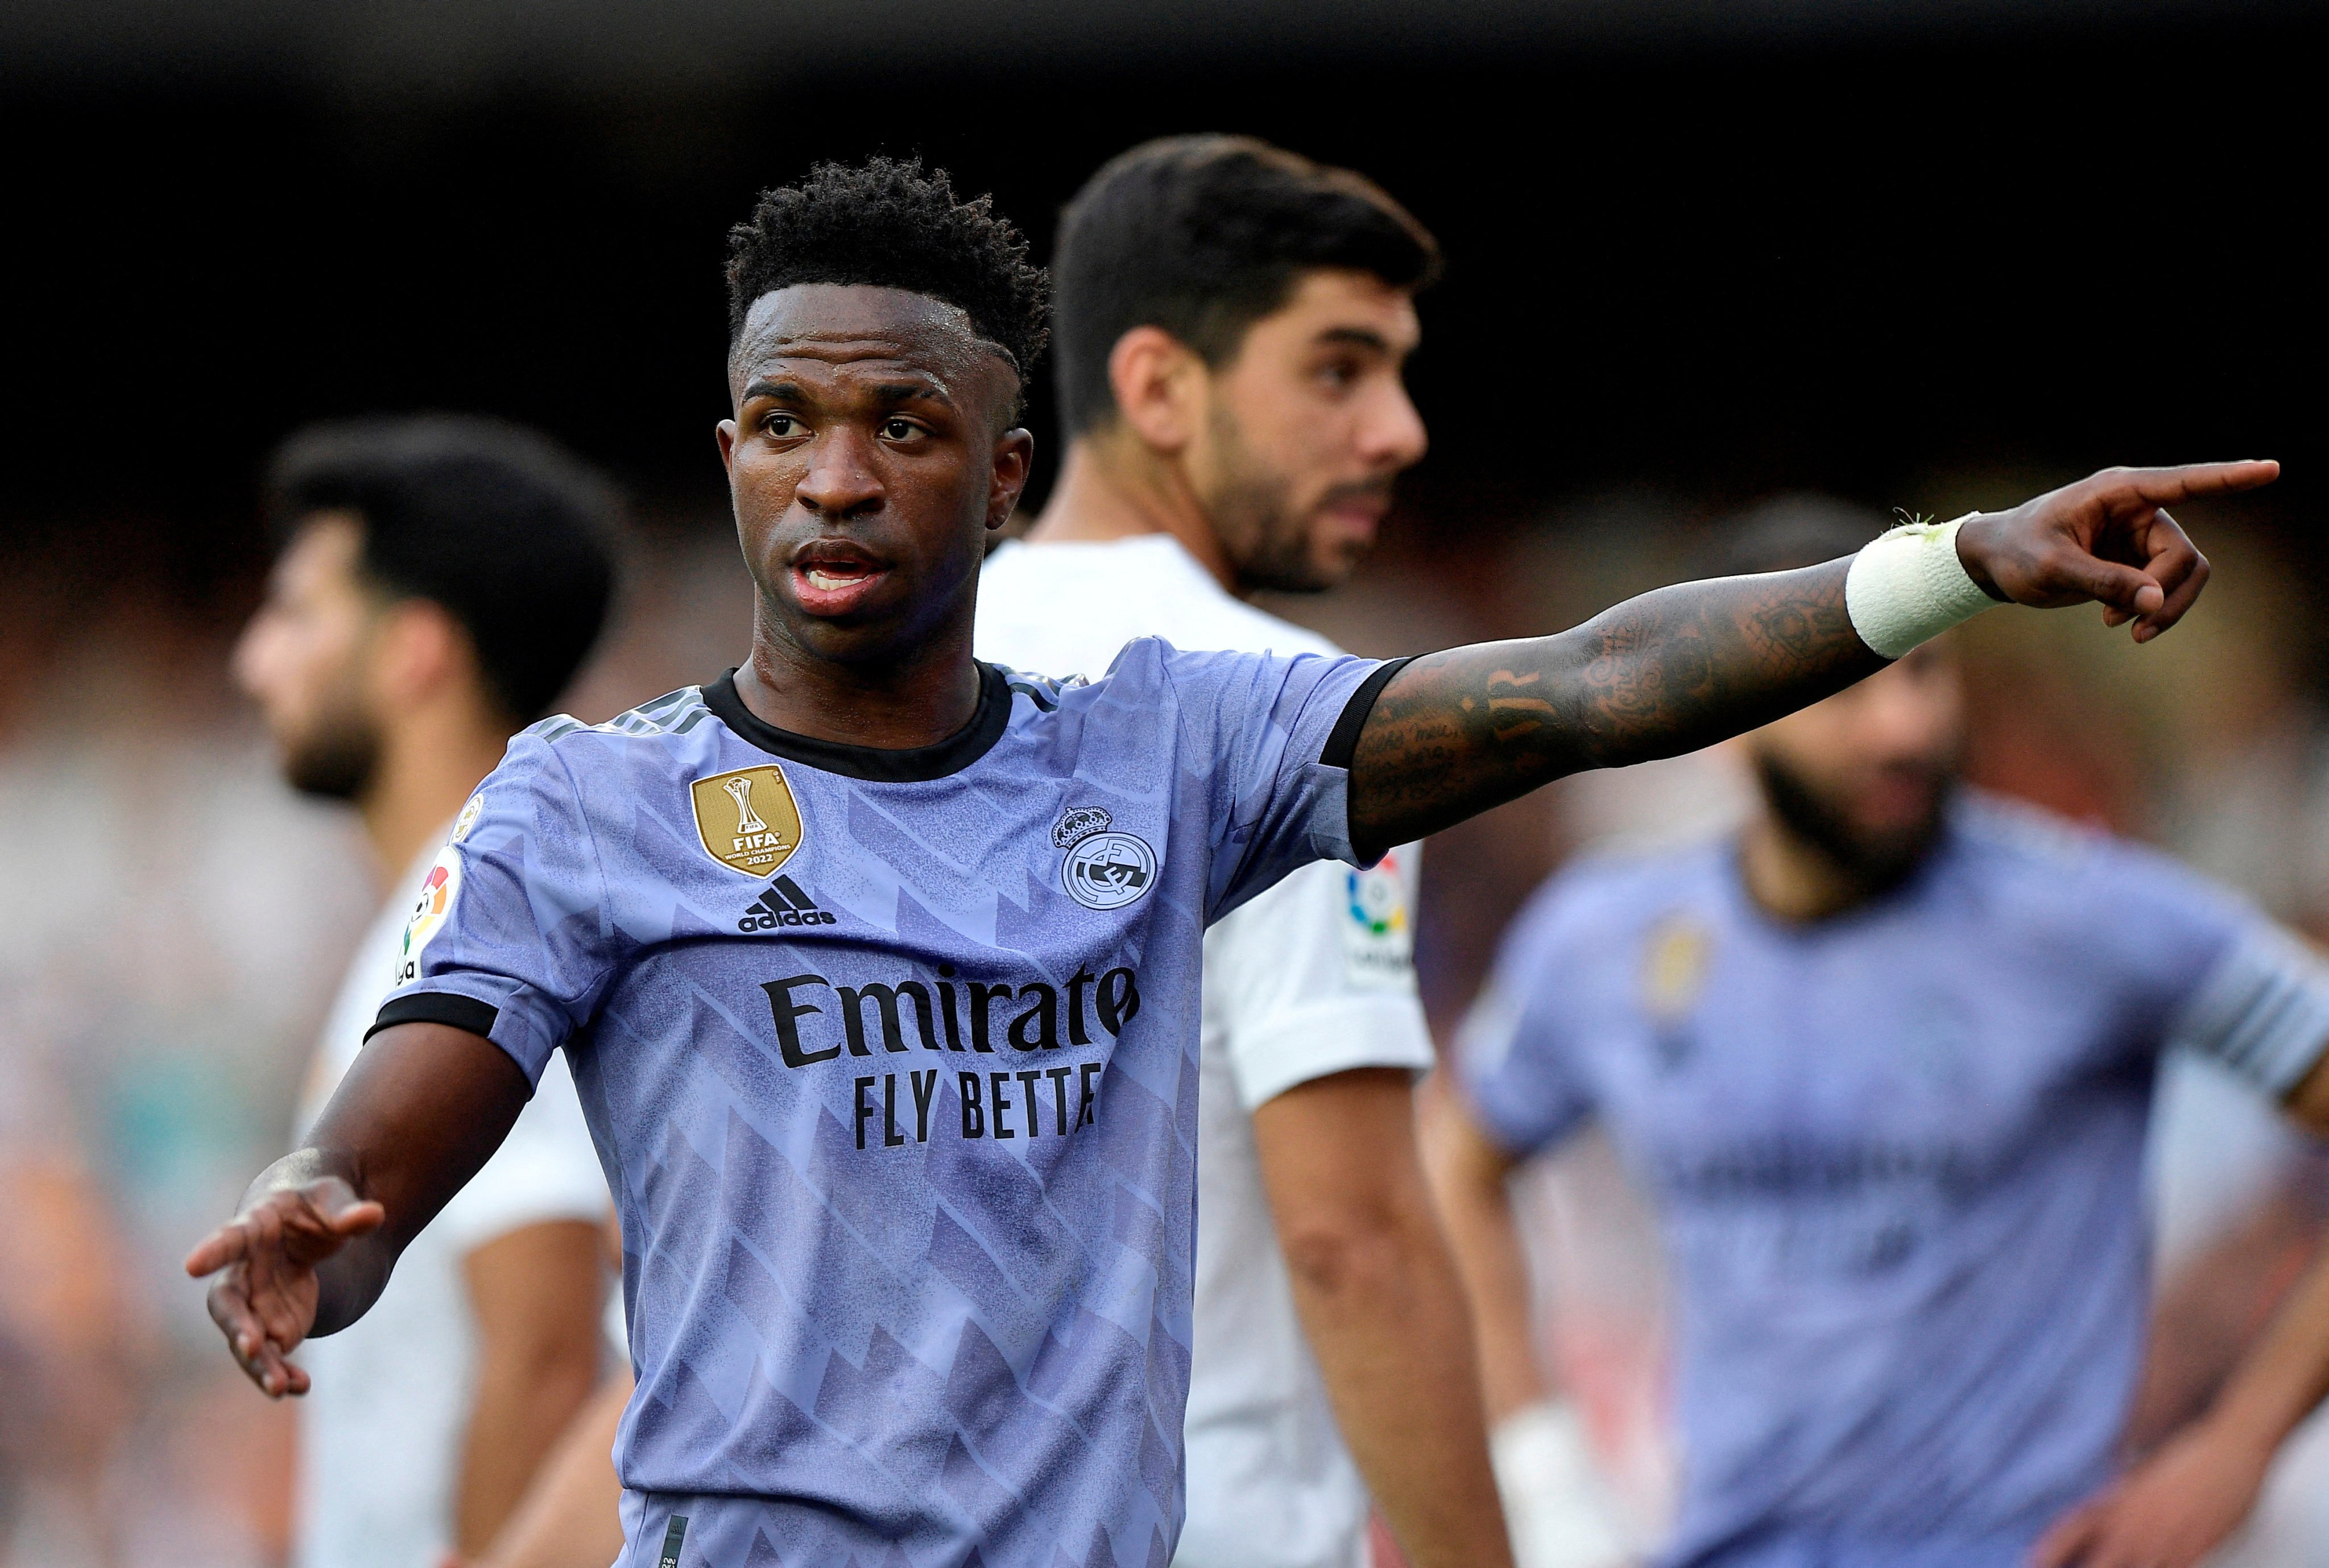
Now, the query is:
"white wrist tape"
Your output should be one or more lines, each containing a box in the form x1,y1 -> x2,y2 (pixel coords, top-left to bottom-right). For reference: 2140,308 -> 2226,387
1843,514 -> 2000,660
1490,1400 -> 1632,1568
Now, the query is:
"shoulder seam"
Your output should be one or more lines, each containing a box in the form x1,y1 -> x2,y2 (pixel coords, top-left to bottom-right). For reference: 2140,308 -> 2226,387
528,688 -> 709,744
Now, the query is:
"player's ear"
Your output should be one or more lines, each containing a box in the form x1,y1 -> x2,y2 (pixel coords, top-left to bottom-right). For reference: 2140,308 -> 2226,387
1107,326 -> 1205,456
988,427 -> 1035,533
370,598 -> 476,710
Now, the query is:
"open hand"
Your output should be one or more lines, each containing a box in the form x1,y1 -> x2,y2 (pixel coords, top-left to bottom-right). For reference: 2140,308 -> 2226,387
184,1175 -> 384,1397
1955,461 -> 2278,643
2030,1419 -> 2274,1568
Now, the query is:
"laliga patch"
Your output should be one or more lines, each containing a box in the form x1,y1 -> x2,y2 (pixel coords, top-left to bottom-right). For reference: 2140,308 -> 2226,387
691,764 -> 805,877
394,847 -> 462,987
1342,851 -> 1416,987
1062,831 -> 1157,912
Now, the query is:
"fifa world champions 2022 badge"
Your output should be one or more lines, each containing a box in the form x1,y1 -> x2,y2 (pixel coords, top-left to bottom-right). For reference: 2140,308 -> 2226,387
394,846 -> 463,986
1054,804 -> 1157,912
689,763 -> 805,876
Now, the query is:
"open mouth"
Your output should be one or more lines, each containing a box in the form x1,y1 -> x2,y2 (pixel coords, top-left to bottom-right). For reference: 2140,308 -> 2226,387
789,540 -> 891,615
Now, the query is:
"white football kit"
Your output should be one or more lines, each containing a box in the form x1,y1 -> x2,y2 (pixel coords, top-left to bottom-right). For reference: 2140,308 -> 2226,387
978,534 -> 1436,1568
292,825 -> 611,1568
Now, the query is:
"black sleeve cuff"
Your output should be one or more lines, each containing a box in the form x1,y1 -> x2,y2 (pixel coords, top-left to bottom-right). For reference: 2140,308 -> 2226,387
1319,656 -> 1416,770
365,992 -> 501,1045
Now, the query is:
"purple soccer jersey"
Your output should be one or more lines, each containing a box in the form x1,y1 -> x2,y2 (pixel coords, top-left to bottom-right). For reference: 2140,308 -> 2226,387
1457,796 -> 2329,1567
370,639 -> 1391,1568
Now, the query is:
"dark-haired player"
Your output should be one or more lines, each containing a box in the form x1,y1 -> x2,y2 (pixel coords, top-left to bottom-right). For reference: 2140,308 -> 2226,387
980,135 -> 1523,1568
1424,499 -> 2329,1568
188,156 -> 2273,1568
232,416 -> 619,1568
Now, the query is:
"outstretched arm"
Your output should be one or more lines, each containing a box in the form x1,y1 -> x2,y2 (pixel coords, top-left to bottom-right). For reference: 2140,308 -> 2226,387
1347,461 -> 2273,857
184,1021 -> 532,1397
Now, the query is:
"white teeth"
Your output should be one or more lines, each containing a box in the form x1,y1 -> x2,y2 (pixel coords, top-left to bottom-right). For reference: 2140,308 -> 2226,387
805,568 -> 863,590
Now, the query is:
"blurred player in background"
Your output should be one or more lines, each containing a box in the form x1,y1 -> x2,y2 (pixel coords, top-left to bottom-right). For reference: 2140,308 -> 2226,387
1424,499 -> 2329,1568
234,417 -> 620,1568
978,135 -> 1520,1568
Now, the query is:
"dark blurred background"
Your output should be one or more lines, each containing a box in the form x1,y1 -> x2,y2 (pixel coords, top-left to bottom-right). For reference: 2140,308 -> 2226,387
6,1 -> 2322,614
4,3 -> 2325,1563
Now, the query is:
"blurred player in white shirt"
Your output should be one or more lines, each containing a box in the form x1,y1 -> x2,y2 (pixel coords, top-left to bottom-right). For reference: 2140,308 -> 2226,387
233,417 -> 622,1568
977,136 -> 1529,1568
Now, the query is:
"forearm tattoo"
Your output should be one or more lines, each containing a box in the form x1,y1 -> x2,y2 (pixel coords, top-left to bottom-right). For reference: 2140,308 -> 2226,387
1347,560 -> 1883,855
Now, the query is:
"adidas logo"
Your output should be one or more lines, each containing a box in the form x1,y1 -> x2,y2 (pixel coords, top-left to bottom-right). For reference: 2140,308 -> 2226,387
738,875 -> 839,932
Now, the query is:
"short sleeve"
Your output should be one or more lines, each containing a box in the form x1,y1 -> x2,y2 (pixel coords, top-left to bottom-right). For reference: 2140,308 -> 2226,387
434,1050 -> 611,1253
367,727 -> 616,1087
2166,921 -> 2329,1099
1205,845 -> 1435,1111
1150,643 -> 1392,923
2063,831 -> 2329,1095
1453,892 -> 1597,1158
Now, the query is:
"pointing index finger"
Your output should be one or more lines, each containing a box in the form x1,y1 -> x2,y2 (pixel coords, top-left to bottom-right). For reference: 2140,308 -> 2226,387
2115,460 -> 2281,506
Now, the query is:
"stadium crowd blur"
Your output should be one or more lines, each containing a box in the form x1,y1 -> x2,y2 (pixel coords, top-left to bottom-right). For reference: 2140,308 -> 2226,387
3,2 -> 2323,1565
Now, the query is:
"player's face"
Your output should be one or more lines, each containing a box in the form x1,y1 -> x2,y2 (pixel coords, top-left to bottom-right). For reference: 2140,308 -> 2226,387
1745,641 -> 1966,879
1189,269 -> 1426,593
718,285 -> 1033,666
232,515 -> 387,800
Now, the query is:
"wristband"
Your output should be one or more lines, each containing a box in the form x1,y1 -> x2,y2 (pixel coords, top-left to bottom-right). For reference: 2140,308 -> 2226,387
1489,1400 -> 1632,1568
1843,514 -> 2000,660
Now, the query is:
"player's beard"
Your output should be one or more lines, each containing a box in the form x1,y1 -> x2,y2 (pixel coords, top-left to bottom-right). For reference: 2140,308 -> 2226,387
1202,404 -> 1384,595
1753,750 -> 1953,896
280,669 -> 384,803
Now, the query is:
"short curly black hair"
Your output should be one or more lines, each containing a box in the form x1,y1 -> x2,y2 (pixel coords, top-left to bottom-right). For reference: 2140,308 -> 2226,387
725,157 -> 1050,418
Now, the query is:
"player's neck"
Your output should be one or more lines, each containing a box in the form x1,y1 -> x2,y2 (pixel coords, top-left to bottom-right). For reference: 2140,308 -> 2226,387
358,706 -> 508,884
1024,436 -> 1239,593
1738,814 -> 1881,923
735,606 -> 985,753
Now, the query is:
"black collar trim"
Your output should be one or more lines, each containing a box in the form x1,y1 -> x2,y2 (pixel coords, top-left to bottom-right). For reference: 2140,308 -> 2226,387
702,663 -> 1012,783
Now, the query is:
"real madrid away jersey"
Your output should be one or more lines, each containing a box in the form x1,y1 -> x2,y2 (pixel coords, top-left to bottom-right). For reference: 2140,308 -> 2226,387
1456,796 -> 2329,1568
369,638 -> 1397,1568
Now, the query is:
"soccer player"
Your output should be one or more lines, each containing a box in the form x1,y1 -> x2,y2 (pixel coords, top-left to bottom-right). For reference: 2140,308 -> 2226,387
231,417 -> 620,1568
187,156 -> 2270,1568
976,136 -> 1521,1568
1422,499 -> 2329,1568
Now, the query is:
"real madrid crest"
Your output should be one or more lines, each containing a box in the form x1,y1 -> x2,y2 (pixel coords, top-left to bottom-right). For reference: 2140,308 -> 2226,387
1054,804 -> 1156,912
691,764 -> 805,877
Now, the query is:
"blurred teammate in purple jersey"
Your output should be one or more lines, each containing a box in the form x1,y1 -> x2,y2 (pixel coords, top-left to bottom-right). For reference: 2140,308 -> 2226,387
1426,500 -> 2329,1568
186,154 -> 2272,1567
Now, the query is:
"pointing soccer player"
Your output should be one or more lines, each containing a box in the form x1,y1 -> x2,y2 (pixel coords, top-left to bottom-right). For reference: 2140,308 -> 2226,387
231,417 -> 619,1568
188,157 -> 2274,1568
1422,497 -> 2329,1568
979,136 -> 1520,1568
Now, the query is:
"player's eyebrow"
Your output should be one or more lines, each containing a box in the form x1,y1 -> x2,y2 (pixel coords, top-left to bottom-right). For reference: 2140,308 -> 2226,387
1316,326 -> 1395,354
740,377 -> 806,403
868,379 -> 956,408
